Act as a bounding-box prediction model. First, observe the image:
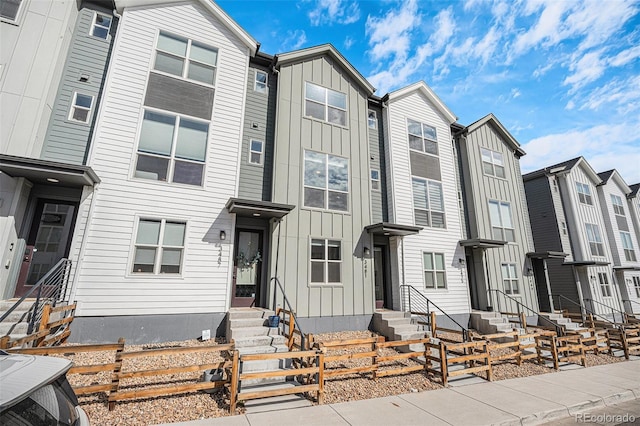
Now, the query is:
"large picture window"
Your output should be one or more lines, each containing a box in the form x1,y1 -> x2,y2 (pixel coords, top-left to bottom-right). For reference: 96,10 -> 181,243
576,182 -> 593,205
303,151 -> 349,211
412,178 -> 445,228
132,219 -> 186,274
621,232 -> 636,261
154,32 -> 218,85
585,223 -> 605,256
488,200 -> 515,242
481,148 -> 505,178
501,264 -> 519,294
304,82 -> 347,126
310,239 -> 341,284
135,110 -> 209,186
407,119 -> 438,156
423,252 -> 446,289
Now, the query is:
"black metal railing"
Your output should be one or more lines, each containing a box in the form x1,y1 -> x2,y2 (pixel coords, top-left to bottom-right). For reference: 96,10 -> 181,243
584,298 -> 627,324
271,276 -> 306,350
552,294 -> 620,330
400,284 -> 470,342
0,259 -> 72,334
488,289 -> 562,336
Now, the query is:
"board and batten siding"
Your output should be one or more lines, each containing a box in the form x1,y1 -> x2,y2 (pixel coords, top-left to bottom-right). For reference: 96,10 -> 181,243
368,103 -> 386,223
41,6 -> 115,164
385,91 -> 469,315
71,2 -> 251,317
271,55 -> 374,318
461,124 -> 538,309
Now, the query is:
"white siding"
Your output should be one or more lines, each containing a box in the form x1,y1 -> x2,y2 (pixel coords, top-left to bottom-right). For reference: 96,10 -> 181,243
72,2 -> 250,316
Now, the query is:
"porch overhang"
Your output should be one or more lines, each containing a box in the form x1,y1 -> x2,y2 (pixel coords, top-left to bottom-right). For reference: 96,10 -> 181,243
225,198 -> 295,219
365,222 -> 422,237
527,251 -> 568,259
459,238 -> 506,249
613,266 -> 640,271
0,154 -> 100,187
562,260 -> 610,267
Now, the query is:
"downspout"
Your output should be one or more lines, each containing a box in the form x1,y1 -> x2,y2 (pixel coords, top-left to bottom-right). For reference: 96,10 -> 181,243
400,237 -> 405,311
542,259 -> 554,311
271,218 -> 282,311
572,266 -> 587,321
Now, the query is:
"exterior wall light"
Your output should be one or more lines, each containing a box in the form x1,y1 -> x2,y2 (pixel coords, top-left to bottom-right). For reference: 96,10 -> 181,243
220,230 -> 226,241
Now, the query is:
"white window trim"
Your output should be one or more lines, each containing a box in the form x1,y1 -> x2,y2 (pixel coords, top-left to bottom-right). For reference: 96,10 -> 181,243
620,231 -> 636,262
371,169 -> 380,191
90,11 -> 112,40
248,139 -> 264,165
488,200 -> 515,242
480,147 -> 506,179
598,272 -> 612,298
633,276 -> 640,298
303,150 -> 350,213
412,177 -> 446,229
309,238 -> 343,286
422,252 -> 447,290
254,70 -> 267,93
152,31 -> 218,88
67,92 -> 94,124
502,263 -> 519,295
611,194 -> 625,216
585,223 -> 605,257
576,182 -> 593,205
304,82 -> 348,127
367,109 -> 377,129
0,0 -> 26,24
129,217 -> 187,276
407,117 -> 439,157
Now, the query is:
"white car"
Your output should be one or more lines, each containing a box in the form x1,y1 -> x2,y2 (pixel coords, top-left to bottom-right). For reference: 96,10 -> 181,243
0,350 -> 90,425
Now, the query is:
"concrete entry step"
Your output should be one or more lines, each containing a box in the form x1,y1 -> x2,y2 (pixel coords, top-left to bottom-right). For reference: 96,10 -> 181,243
241,382 -> 313,414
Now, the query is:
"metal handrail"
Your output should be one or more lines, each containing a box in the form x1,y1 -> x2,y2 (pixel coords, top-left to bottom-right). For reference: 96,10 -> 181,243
270,276 -> 306,350
584,298 -> 628,324
552,294 -> 620,329
400,284 -> 469,342
487,289 -> 562,336
0,259 -> 72,334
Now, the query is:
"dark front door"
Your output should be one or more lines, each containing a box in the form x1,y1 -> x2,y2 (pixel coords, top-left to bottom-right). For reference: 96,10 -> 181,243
14,200 -> 77,297
374,246 -> 388,309
231,229 -> 263,307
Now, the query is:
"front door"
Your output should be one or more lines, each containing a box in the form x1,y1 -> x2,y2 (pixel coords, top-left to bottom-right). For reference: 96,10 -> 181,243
374,246 -> 388,309
231,230 -> 263,307
14,200 -> 77,297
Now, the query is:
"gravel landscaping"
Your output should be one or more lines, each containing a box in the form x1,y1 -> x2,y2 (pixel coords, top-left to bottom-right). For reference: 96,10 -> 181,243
50,330 -> 625,425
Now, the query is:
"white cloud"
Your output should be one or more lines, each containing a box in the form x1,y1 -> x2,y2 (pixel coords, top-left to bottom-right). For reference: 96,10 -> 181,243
365,0 -> 420,62
609,45 -> 640,67
532,62 -> 553,78
308,0 -> 360,26
563,50 -> 606,93
512,0 -> 571,56
280,30 -> 307,51
510,88 -> 521,99
344,36 -> 355,50
577,75 -> 640,114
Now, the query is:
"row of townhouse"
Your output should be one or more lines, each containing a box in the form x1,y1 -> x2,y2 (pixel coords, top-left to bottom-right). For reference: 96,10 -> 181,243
2,0 -> 612,344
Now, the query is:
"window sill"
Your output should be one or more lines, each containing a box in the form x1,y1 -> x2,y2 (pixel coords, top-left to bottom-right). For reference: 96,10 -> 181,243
130,176 -> 207,191
303,115 -> 348,130
126,273 -> 185,279
149,70 -> 216,90
301,206 -> 351,215
308,283 -> 344,288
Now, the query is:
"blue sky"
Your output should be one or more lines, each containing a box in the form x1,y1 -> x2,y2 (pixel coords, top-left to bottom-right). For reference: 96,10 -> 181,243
218,0 -> 640,184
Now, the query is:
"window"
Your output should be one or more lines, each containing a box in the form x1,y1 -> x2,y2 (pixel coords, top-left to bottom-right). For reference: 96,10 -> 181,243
310,239 -> 341,284
634,276 -> 640,298
90,12 -> 112,39
561,221 -> 568,235
423,252 -> 446,289
0,0 -> 23,22
481,148 -> 505,178
154,32 -> 218,85
135,110 -> 209,186
303,150 -> 349,211
371,169 -> 380,190
407,119 -> 438,156
132,219 -> 185,274
68,93 -> 94,123
621,232 -> 637,261
412,178 -> 445,228
611,194 -> 625,216
576,182 -> 593,205
304,82 -> 347,126
368,110 -> 377,129
249,139 -> 264,165
585,223 -> 605,256
488,200 -> 515,242
502,264 -> 519,294
598,272 -> 612,297
255,70 -> 267,93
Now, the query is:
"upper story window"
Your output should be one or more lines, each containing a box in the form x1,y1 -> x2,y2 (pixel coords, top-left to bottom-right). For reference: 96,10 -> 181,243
368,110 -> 377,129
154,32 -> 218,85
68,93 -> 94,124
598,272 -> 612,297
310,239 -> 341,284
621,231 -> 636,261
135,110 -> 209,186
0,0 -> 24,22
423,252 -> 446,289
481,148 -> 505,178
303,150 -> 349,212
255,70 -> 267,93
90,13 -> 112,39
412,178 -> 445,228
249,139 -> 264,165
576,182 -> 593,205
561,221 -> 568,236
501,263 -> 519,294
304,82 -> 346,126
634,276 -> 640,298
585,223 -> 604,256
489,200 -> 515,242
407,119 -> 438,156
371,169 -> 380,190
611,194 -> 625,216
132,218 -> 185,274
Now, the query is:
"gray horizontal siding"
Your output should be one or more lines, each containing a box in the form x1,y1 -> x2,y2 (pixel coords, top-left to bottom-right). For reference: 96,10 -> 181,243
368,103 -> 386,223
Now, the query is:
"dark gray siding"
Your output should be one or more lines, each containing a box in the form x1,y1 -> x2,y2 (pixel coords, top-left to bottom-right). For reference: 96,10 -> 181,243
144,73 -> 214,120
524,177 -> 562,252
41,5 -> 116,164
237,63 -> 276,200
368,103 -> 386,222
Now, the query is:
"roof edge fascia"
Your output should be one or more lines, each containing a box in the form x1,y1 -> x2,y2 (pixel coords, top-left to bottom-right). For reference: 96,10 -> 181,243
386,81 -> 457,124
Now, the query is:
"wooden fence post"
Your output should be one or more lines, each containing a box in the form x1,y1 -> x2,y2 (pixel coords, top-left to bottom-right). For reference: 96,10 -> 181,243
35,304 -> 52,347
0,335 -> 10,350
520,312 -> 527,330
317,350 -> 324,405
108,338 -> 125,411
484,342 -> 493,381
439,341 -> 448,386
229,350 -> 240,414
430,311 -> 437,336
551,336 -> 559,370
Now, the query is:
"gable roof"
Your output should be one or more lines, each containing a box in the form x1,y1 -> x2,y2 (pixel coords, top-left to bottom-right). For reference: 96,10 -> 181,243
629,183 -> 640,198
597,169 -> 631,194
523,156 -> 601,183
384,81 -> 457,124
275,44 -> 375,95
115,0 -> 258,55
460,113 -> 526,157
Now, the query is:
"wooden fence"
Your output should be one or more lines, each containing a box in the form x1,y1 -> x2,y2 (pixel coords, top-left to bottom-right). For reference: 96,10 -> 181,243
535,334 -> 586,370
276,308 -> 305,350
0,303 -> 76,349
608,327 -> 640,360
312,336 -> 382,378
474,330 -> 557,365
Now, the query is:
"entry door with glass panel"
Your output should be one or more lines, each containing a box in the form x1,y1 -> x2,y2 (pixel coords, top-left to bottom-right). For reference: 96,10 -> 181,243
232,230 -> 262,307
374,246 -> 387,309
14,201 -> 77,297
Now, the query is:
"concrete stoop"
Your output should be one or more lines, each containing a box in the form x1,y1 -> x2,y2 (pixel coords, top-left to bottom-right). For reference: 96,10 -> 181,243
372,309 -> 428,352
0,299 -> 35,343
469,311 -> 514,336
538,312 -> 588,335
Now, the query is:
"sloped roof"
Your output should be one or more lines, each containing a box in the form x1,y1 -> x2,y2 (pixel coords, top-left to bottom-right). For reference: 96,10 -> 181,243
629,183 -> 640,198
384,81 -> 457,124
275,44 -> 375,95
597,170 -> 615,183
598,169 -> 631,194
460,113 -> 526,157
523,156 -> 600,183
115,0 -> 258,55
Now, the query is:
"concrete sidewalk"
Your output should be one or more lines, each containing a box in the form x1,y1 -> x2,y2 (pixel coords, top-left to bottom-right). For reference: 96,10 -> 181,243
164,360 -> 640,426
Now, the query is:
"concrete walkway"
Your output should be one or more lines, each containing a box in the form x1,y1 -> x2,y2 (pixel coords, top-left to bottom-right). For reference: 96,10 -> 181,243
164,360 -> 640,426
